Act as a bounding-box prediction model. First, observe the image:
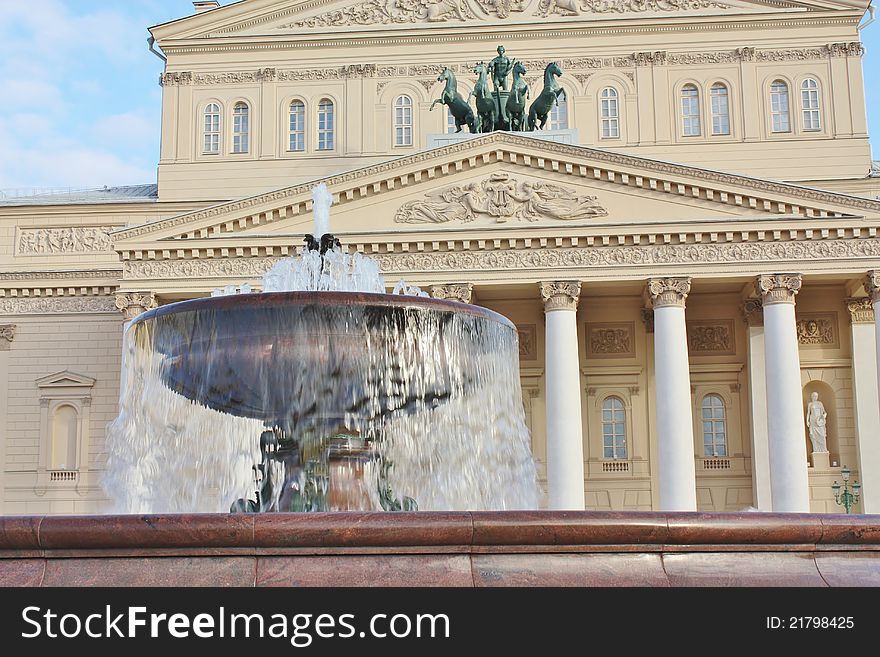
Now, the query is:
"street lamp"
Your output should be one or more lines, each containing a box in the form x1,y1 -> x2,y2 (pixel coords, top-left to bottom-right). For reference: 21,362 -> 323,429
831,465 -> 861,514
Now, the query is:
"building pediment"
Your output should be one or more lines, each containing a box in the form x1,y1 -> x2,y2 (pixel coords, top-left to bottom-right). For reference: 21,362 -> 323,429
114,132 -> 877,253
149,0 -> 866,42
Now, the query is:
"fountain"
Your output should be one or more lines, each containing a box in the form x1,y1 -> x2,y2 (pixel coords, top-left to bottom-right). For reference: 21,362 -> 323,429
102,184 -> 538,514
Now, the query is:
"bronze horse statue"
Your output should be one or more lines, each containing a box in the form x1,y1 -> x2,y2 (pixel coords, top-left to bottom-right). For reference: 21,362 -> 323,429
470,62 -> 497,133
505,61 -> 529,132
528,62 -> 564,131
431,67 -> 476,133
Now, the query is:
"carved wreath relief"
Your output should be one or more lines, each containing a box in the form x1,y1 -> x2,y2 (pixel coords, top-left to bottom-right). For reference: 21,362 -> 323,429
686,320 -> 735,355
586,322 -> 635,358
796,313 -> 837,347
395,173 -> 607,224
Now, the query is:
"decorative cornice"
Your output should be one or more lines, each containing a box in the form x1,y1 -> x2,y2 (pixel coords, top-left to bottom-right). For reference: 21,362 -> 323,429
846,298 -> 874,325
756,273 -> 802,305
741,298 -> 764,327
115,292 -> 158,321
122,238 -> 880,281
540,281 -> 581,311
431,283 -> 474,304
0,297 -> 118,315
864,271 -> 880,303
648,277 -> 690,309
0,269 -> 122,282
0,324 -> 15,351
115,135 -> 877,244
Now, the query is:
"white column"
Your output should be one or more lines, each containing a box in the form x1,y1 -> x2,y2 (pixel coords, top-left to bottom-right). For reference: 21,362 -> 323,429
541,281 -> 585,510
855,279 -> 880,513
756,274 -> 810,513
648,277 -> 697,511
742,300 -> 772,511
867,272 -> 880,416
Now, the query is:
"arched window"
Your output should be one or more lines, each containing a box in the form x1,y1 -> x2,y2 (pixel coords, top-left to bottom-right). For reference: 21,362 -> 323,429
548,93 -> 568,130
701,395 -> 728,457
602,397 -> 627,460
232,102 -> 249,153
289,100 -> 306,152
801,78 -> 821,131
710,83 -> 730,135
681,84 -> 701,136
600,87 -> 619,139
50,404 -> 78,471
203,103 -> 221,154
317,99 -> 335,151
394,95 -> 413,147
770,80 -> 791,133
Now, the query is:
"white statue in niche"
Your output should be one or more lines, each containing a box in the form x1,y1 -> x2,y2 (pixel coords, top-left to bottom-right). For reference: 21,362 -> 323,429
805,391 -> 829,454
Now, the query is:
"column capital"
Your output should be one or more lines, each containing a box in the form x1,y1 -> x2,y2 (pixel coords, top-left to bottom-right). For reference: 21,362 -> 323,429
864,271 -> 880,303
0,324 -> 15,351
755,274 -> 802,305
115,292 -> 158,321
540,281 -> 581,312
647,277 -> 691,309
846,297 -> 875,324
431,283 -> 473,305
741,299 -> 764,327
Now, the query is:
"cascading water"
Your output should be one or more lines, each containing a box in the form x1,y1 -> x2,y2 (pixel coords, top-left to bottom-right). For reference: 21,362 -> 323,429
103,184 -> 538,513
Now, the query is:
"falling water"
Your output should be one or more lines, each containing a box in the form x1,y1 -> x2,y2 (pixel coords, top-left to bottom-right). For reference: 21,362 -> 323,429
103,185 -> 538,513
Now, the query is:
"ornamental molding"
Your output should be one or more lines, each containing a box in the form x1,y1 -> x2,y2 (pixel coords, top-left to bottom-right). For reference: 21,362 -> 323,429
395,173 -> 607,224
158,43 -> 864,87
16,226 -> 122,255
864,271 -> 880,303
517,324 -> 538,361
741,298 -> 763,327
796,312 -> 838,347
687,319 -> 735,355
431,282 -> 473,303
586,322 -> 634,358
0,324 -> 15,351
648,277 -> 690,308
0,297 -> 118,315
0,269 -> 122,282
845,298 -> 874,324
115,292 -> 159,321
540,280 -> 581,311
114,134 -> 878,244
121,238 -> 880,281
755,273 -> 802,305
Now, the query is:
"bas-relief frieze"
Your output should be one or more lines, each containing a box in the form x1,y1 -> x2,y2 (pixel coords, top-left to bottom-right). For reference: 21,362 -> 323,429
17,227 -> 122,255
586,322 -> 634,358
687,319 -> 735,355
158,43 -> 865,86
0,297 -> 118,315
796,313 -> 838,348
395,173 -> 607,224
516,324 -> 538,360
122,238 -> 880,280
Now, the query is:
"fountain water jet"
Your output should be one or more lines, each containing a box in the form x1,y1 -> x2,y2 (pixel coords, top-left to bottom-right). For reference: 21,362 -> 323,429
103,184 -> 538,514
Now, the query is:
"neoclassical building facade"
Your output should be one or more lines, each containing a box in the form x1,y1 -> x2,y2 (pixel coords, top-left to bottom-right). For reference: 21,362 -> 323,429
1,0 -> 879,515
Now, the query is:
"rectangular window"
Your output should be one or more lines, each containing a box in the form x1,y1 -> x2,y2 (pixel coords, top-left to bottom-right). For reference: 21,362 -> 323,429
289,103 -> 305,151
681,88 -> 701,137
710,87 -> 730,135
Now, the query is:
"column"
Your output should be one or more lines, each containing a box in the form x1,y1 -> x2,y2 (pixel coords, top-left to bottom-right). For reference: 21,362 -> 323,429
866,271 -> 880,410
742,300 -> 772,510
756,274 -> 810,512
647,277 -> 696,511
115,292 -> 158,322
431,283 -> 474,305
846,297 -> 880,513
0,324 -> 14,514
540,281 -> 585,510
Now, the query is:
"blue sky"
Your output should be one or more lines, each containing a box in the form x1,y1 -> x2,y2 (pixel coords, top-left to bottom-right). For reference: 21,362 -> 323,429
0,0 -> 878,191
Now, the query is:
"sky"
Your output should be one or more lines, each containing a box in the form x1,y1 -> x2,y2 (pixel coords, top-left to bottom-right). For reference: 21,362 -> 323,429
0,0 -> 878,192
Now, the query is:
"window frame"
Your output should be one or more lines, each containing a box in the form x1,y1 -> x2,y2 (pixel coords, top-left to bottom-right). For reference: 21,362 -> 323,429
601,396 -> 628,460
288,99 -> 306,152
769,79 -> 792,134
680,84 -> 702,137
800,77 -> 821,132
317,98 -> 336,152
202,102 -> 222,155
231,101 -> 250,154
709,82 -> 731,136
599,87 -> 620,140
701,394 -> 728,458
393,94 -> 414,147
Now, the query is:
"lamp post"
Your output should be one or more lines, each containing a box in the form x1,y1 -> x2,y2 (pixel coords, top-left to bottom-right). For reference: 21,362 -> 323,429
831,465 -> 861,514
